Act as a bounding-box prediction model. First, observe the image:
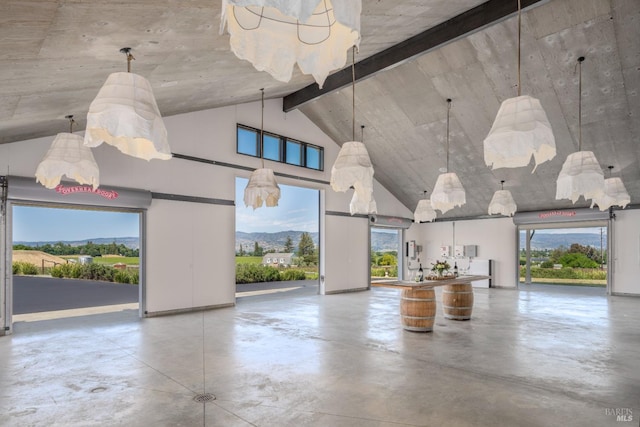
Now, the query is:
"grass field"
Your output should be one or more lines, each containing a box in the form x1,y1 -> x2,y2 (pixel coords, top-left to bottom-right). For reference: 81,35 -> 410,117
235,256 -> 263,265
60,255 -> 140,266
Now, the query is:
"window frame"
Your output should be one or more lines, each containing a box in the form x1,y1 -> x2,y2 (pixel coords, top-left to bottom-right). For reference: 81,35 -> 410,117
236,124 -> 324,172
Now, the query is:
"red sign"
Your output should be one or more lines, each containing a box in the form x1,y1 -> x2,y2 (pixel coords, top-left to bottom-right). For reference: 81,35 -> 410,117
538,210 -> 576,219
55,184 -> 119,200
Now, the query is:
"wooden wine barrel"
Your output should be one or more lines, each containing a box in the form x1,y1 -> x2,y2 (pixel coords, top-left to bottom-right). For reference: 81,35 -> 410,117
400,288 -> 436,332
442,283 -> 474,320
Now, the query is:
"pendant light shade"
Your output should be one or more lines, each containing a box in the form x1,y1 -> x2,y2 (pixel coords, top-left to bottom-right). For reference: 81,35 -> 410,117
483,1 -> 555,172
431,172 -> 466,214
591,166 -> 630,211
84,49 -> 171,161
349,186 -> 377,216
221,0 -> 361,88
483,95 -> 555,172
35,115 -> 99,190
414,192 -> 437,223
244,167 -> 281,209
555,57 -> 604,204
555,151 -> 604,203
488,181 -> 517,216
244,88 -> 281,209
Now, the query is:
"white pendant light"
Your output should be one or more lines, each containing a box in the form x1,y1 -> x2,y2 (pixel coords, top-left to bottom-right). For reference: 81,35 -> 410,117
220,0 -> 362,88
244,89 -> 281,209
330,49 -> 376,215
488,180 -> 517,216
84,48 -> 171,161
483,0 -> 555,172
349,187 -> 377,216
35,115 -> 100,190
431,99 -> 466,214
556,56 -> 604,204
414,191 -> 437,223
591,166 -> 630,211
244,167 -> 281,209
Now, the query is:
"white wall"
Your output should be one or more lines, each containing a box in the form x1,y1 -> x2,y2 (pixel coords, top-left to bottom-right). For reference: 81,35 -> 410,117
406,217 -> 517,288
323,215 -> 370,293
0,98 -> 411,314
612,209 -> 640,295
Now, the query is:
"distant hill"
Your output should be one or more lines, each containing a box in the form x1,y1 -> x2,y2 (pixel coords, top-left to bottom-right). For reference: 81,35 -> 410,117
520,232 -> 607,250
371,231 -> 399,253
14,237 -> 140,250
236,230 -> 398,253
236,231 -> 319,253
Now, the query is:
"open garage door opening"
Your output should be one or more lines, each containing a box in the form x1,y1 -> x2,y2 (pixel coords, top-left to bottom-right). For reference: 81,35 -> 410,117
518,225 -> 608,294
235,177 -> 320,299
12,205 -> 141,322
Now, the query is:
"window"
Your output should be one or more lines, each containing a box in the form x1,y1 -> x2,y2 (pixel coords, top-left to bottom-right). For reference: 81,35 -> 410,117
236,124 -> 323,171
266,258 -> 271,263
279,258 -> 285,263
305,144 -> 322,170
263,133 -> 281,162
285,139 -> 302,166
237,126 -> 259,157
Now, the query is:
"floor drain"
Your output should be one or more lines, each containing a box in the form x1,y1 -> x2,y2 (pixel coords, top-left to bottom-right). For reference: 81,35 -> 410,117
193,393 -> 216,403
90,387 -> 107,393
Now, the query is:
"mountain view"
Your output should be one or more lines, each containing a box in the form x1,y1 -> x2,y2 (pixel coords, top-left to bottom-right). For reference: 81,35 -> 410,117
14,237 -> 140,250
236,230 -> 399,253
519,232 -> 607,250
14,232 -> 604,254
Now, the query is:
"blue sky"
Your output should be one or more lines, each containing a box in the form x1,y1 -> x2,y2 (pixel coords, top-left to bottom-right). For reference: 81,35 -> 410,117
12,179 -> 319,242
13,206 -> 139,242
534,227 -> 605,234
236,177 -> 319,233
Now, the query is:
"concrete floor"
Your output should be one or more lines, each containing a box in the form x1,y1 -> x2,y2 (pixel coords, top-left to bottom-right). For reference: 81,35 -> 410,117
1,284 -> 638,426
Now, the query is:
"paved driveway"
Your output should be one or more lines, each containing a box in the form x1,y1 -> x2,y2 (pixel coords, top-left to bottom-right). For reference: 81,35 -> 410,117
13,276 -> 138,314
13,276 -> 319,315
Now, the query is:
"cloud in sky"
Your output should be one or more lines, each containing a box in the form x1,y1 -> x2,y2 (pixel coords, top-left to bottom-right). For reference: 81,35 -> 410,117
236,177 -> 319,233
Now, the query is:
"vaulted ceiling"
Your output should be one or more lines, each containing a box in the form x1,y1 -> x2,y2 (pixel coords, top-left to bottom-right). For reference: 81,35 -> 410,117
2,0 -> 638,219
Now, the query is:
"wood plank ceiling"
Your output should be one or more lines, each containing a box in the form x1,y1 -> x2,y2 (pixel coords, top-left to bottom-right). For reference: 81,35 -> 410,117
1,0 -> 638,219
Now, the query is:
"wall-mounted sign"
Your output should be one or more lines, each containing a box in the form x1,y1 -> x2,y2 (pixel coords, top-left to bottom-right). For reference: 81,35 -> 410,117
55,184 -> 119,200
5,176 -> 151,209
537,210 -> 576,219
513,208 -> 609,226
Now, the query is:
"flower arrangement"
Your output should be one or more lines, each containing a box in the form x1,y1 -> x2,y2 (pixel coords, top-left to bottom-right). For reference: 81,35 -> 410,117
431,260 -> 451,275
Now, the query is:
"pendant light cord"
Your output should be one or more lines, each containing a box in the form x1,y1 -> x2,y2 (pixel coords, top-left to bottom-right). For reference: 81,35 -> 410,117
65,115 -> 75,133
517,0 -> 522,97
577,56 -> 584,151
120,47 -> 135,73
260,88 -> 265,168
446,98 -> 452,172
351,46 -> 356,141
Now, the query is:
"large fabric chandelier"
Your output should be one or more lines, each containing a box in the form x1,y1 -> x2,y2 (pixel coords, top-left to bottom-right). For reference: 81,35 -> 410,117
488,180 -> 517,216
591,166 -> 630,211
556,56 -> 604,204
244,89 -> 281,209
330,51 -> 376,215
414,191 -> 437,223
35,115 -> 99,190
221,0 -> 362,88
431,99 -> 465,214
84,48 -> 171,161
244,167 -> 281,209
483,0 -> 555,172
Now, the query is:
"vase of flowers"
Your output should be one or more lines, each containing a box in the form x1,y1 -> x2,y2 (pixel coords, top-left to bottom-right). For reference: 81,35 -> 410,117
431,260 -> 451,278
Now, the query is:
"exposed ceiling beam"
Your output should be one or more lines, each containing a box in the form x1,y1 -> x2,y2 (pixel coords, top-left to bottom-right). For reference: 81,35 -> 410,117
283,0 -> 548,112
